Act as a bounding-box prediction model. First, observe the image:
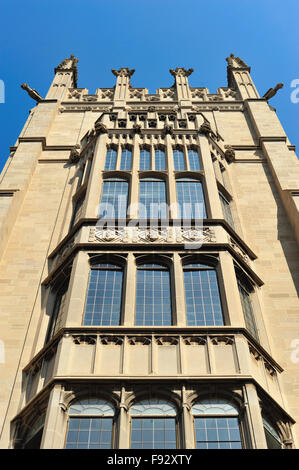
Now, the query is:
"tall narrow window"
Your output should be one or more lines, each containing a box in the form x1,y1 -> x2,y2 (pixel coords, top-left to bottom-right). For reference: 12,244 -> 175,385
139,178 -> 167,219
99,179 -> 128,219
263,417 -> 282,449
46,277 -> 70,342
104,148 -> 117,170
173,149 -> 186,170
65,399 -> 114,449
219,192 -> 234,229
130,399 -> 177,449
155,149 -> 166,170
237,279 -> 258,340
83,263 -> 123,326
70,193 -> 85,229
192,399 -> 243,449
139,149 -> 151,170
135,263 -> 172,326
183,263 -> 223,326
120,148 -> 132,170
188,149 -> 201,171
22,415 -> 45,449
176,179 -> 206,219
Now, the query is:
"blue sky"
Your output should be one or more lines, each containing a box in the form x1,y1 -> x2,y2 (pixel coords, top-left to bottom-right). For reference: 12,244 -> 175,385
0,0 -> 298,172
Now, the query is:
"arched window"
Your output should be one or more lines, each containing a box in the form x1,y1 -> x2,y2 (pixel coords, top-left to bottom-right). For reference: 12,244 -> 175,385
139,149 -> 151,170
65,398 -> 114,449
237,276 -> 258,340
135,263 -> 172,326
130,399 -> 177,449
104,148 -> 117,170
155,149 -> 166,170
22,415 -> 45,449
120,148 -> 132,170
188,149 -> 201,171
176,178 -> 206,219
192,399 -> 242,449
262,417 -> 282,449
99,178 -> 128,219
183,263 -> 223,326
83,263 -> 123,326
46,277 -> 70,342
219,192 -> 234,228
139,178 -> 167,219
173,149 -> 186,171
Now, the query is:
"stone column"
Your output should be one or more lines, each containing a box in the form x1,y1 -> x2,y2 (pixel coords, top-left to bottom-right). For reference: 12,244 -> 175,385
243,383 -> 267,448
41,384 -> 66,448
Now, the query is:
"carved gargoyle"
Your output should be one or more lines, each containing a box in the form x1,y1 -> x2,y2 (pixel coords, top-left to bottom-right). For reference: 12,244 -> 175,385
262,83 -> 283,101
94,121 -> 108,134
226,53 -> 249,68
20,83 -> 43,102
224,145 -> 235,162
132,123 -> 142,134
69,146 -> 81,164
162,124 -> 174,136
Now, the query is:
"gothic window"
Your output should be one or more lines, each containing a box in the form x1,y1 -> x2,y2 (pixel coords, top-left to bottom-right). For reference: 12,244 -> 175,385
120,147 -> 132,170
155,149 -> 166,170
139,148 -> 151,170
262,417 -> 282,449
176,178 -> 206,220
99,178 -> 128,219
192,399 -> 242,449
46,277 -> 70,342
83,263 -> 123,326
139,178 -> 167,219
22,415 -> 45,449
135,263 -> 172,326
183,263 -> 223,326
130,399 -> 177,449
65,398 -> 114,449
104,148 -> 117,170
219,192 -> 234,228
173,149 -> 186,171
188,149 -> 201,171
70,192 -> 85,229
237,278 -> 258,340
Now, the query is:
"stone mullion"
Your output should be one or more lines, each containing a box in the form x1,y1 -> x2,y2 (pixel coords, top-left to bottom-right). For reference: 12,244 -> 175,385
123,253 -> 136,326
173,252 -> 186,326
218,251 -> 246,327
166,135 -> 178,219
40,384 -> 66,449
84,132 -> 108,219
127,135 -> 139,219
198,134 -> 223,219
243,383 -> 267,448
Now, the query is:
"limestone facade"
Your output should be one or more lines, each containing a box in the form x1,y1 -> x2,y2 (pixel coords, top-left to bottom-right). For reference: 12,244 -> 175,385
0,55 -> 298,449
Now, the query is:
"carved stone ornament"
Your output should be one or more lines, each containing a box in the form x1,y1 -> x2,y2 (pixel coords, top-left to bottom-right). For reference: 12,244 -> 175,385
162,124 -> 174,136
210,336 -> 234,345
69,146 -> 81,163
72,335 -> 97,345
175,227 -> 215,244
132,123 -> 142,134
136,228 -> 170,243
111,68 -> 135,78
67,88 -> 83,100
94,228 -> 127,242
100,336 -> 123,345
155,336 -> 179,345
183,336 -> 207,345
56,54 -> 79,71
94,121 -> 108,134
169,67 -> 194,78
199,120 -> 212,136
225,53 -> 249,69
128,336 -> 151,345
20,83 -> 43,102
262,83 -> 284,101
100,89 -> 114,100
229,237 -> 249,263
224,145 -> 236,162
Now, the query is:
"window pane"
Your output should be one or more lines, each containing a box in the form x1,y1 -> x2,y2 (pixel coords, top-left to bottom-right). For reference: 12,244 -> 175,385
135,267 -> 172,325
238,281 -> 258,340
104,149 -> 117,170
65,418 -> 112,449
83,268 -> 123,325
140,149 -> 151,170
139,180 -> 167,219
188,149 -> 201,171
184,269 -> 223,326
155,149 -> 166,170
173,149 -> 186,170
99,180 -> 128,219
176,181 -> 206,219
194,417 -> 242,449
131,418 -> 176,449
120,148 -> 132,170
47,279 -> 69,341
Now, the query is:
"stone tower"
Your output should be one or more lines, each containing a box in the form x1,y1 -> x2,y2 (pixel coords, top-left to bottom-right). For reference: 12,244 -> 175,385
0,54 -> 298,449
